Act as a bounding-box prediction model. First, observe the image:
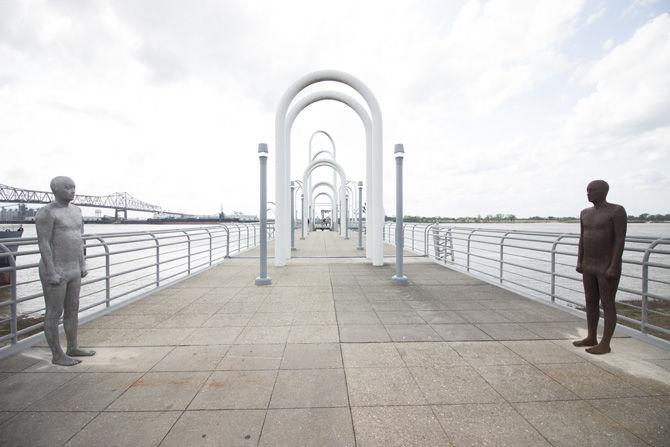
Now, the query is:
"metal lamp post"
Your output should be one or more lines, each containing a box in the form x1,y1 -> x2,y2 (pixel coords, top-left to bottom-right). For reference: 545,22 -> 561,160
344,195 -> 349,239
255,143 -> 271,286
357,181 -> 364,250
300,193 -> 305,240
392,144 -> 408,285
290,182 -> 296,251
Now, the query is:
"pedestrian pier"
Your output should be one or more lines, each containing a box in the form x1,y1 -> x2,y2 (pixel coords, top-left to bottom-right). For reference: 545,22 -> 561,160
1,230 -> 668,447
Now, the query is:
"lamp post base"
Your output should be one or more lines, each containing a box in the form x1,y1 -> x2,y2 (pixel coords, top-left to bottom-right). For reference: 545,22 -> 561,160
392,274 -> 408,285
255,277 -> 272,286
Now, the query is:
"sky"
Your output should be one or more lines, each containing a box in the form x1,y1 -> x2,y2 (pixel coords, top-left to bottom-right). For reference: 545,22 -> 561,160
1,0 -> 669,218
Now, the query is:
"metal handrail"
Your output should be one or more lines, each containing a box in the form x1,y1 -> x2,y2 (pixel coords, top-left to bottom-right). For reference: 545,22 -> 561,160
383,222 -> 670,344
0,222 -> 273,358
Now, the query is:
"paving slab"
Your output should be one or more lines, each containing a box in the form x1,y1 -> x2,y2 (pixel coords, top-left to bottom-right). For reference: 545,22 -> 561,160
475,364 -> 578,402
270,368 -> 348,408
431,323 -> 492,341
151,345 -> 230,371
501,340 -> 586,364
259,408 -> 355,447
160,409 -> 265,447
0,411 -> 98,447
588,396 -> 670,447
341,343 -> 404,368
281,343 -> 342,369
218,344 -> 284,370
514,400 -> 647,447
538,362 -> 648,399
0,372 -> 77,410
28,372 -> 141,411
108,371 -> 210,411
351,406 -> 451,447
409,365 -> 504,404
449,341 -> 527,367
346,367 -> 426,406
385,324 -> 442,342
395,342 -> 466,368
432,403 -> 551,446
288,324 -> 340,343
339,324 -> 391,342
64,411 -> 180,447
189,370 -> 276,409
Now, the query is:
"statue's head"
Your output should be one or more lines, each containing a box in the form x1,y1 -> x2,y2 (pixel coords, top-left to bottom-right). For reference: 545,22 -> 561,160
587,179 -> 609,204
50,176 -> 76,203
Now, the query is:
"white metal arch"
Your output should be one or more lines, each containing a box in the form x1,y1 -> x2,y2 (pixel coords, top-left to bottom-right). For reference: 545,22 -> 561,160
307,130 -> 337,225
302,159 -> 347,238
275,70 -> 383,266
312,191 -> 335,231
310,181 -> 337,231
285,90 -> 373,258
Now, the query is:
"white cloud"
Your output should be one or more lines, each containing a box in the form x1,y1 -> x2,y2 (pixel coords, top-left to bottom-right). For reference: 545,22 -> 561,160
564,13 -> 670,148
1,0 -> 668,219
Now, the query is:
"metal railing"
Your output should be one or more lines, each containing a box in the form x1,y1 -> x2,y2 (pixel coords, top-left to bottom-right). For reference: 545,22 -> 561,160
0,223 -> 273,357
384,222 -> 670,343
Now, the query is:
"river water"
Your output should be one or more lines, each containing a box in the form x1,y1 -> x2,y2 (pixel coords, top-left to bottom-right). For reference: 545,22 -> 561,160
4,222 -> 669,319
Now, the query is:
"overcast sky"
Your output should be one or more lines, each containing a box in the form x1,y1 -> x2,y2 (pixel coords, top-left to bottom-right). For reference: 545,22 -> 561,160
1,0 -> 669,218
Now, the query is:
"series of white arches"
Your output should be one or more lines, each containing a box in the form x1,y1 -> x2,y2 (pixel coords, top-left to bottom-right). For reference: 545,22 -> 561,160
274,70 -> 383,266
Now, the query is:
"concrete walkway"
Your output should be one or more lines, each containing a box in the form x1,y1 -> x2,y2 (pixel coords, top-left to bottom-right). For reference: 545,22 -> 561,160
0,232 -> 669,446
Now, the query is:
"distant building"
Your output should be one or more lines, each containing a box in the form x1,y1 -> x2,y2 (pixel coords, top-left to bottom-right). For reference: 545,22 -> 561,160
0,204 -> 38,221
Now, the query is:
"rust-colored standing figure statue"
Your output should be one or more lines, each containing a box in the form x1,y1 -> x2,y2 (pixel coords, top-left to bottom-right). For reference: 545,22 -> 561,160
574,180 -> 627,354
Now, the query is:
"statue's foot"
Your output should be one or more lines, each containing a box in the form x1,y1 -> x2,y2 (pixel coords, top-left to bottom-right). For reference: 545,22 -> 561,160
586,344 -> 611,355
572,337 -> 597,347
52,354 -> 81,366
66,348 -> 96,357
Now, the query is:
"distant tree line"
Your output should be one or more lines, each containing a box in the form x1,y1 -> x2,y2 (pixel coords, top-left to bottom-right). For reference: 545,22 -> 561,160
385,213 -> 670,223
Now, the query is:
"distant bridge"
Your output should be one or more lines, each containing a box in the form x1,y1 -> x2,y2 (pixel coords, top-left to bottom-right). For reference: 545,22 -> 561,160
0,183 -> 184,217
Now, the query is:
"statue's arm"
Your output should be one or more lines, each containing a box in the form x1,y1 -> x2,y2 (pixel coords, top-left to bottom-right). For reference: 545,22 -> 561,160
35,208 -> 60,282
79,212 -> 87,277
576,212 -> 584,273
607,206 -> 627,278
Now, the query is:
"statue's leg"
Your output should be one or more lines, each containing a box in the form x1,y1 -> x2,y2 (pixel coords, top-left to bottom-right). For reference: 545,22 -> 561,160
63,277 -> 95,357
586,275 -> 618,355
573,272 -> 599,347
41,278 -> 80,366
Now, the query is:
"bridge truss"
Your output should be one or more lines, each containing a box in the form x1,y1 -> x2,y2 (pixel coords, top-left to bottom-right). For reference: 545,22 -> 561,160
0,184 -> 163,213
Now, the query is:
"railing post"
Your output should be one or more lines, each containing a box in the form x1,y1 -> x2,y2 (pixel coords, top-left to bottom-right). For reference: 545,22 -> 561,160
411,224 -> 416,252
182,230 -> 191,275
466,230 -> 476,272
205,229 -> 213,266
433,224 -> 441,260
424,223 -> 434,257
0,243 -> 18,344
150,234 -> 160,287
446,227 -> 454,262
222,225 -> 230,259
641,239 -> 662,334
500,232 -> 511,284
550,234 -> 567,304
92,236 -> 110,307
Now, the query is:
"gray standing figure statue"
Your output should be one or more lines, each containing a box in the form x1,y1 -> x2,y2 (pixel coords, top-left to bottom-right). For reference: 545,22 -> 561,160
36,176 -> 95,366
573,180 -> 627,355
